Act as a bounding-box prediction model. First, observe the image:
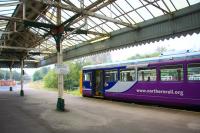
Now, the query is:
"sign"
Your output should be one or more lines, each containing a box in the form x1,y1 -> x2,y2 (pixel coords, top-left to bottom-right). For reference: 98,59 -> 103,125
55,64 -> 69,74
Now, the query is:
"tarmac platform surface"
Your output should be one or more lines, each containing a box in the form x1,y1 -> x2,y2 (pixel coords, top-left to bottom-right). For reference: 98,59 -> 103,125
0,86 -> 200,133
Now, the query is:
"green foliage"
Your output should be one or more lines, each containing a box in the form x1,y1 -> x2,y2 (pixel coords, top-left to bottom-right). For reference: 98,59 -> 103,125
128,46 -> 167,60
0,70 -> 21,81
43,69 -> 58,88
66,89 -> 81,96
13,70 -> 21,81
43,60 -> 90,90
64,60 -> 90,90
32,67 -> 50,81
128,52 -> 160,60
33,71 -> 42,81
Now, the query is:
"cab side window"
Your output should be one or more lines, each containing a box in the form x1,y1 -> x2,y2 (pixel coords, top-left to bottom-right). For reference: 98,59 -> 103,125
83,72 -> 91,81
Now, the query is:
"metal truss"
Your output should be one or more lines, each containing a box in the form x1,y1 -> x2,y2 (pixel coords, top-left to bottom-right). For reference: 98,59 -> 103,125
0,0 -> 199,68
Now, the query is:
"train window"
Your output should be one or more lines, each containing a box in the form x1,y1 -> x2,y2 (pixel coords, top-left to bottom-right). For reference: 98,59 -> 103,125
120,69 -> 136,81
83,72 -> 91,81
188,63 -> 200,81
160,65 -> 183,81
105,70 -> 118,82
138,68 -> 156,81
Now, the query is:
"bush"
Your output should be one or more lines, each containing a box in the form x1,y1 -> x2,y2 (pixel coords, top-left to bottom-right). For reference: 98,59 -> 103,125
32,67 -> 50,81
43,69 -> 57,88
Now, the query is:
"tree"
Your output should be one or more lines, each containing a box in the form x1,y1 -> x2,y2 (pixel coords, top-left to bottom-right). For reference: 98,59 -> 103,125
32,67 -> 50,81
13,70 -> 21,81
85,52 -> 112,64
43,69 -> 58,88
64,60 -> 90,90
156,46 -> 167,54
0,69 -> 21,81
33,71 -> 42,81
128,46 -> 167,60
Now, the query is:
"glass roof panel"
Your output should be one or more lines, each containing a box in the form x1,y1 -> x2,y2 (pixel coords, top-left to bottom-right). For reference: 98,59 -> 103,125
146,4 -> 164,17
0,0 -> 18,31
101,4 -> 121,16
127,11 -> 144,23
115,0 -> 133,13
162,0 -> 176,12
29,0 -> 200,59
100,23 -> 113,32
2,0 -> 200,60
106,22 -> 120,31
156,1 -> 171,13
68,0 -> 81,8
171,0 -> 189,10
188,0 -> 200,5
137,7 -> 154,20
127,0 -> 143,9
45,7 -> 57,24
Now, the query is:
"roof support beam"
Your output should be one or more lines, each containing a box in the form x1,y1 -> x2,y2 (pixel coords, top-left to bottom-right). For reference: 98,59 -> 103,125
62,0 -> 77,8
0,46 -> 37,51
0,60 -> 38,68
84,11 -> 136,27
143,0 -> 171,14
0,15 -> 22,22
85,0 -> 105,10
63,0 -> 117,27
0,2 -> 21,7
90,0 -> 117,12
35,0 -> 136,28
23,20 -> 55,29
64,27 -> 109,36
37,3 -> 200,67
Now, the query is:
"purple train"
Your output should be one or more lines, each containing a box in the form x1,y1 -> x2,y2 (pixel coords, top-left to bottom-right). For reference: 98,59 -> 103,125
81,51 -> 200,107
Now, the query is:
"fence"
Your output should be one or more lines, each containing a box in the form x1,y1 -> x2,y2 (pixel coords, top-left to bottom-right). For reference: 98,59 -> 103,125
0,80 -> 16,86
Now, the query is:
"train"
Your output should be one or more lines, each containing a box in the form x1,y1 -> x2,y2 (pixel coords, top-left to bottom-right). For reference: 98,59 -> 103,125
80,51 -> 200,107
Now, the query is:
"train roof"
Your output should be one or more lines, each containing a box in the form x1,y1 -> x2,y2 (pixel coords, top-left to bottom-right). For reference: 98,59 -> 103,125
82,51 -> 200,70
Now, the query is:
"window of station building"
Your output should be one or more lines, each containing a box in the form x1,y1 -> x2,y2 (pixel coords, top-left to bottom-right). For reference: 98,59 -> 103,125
160,65 -> 183,81
83,72 -> 91,81
120,69 -> 136,81
138,68 -> 157,81
105,70 -> 118,82
188,63 -> 200,81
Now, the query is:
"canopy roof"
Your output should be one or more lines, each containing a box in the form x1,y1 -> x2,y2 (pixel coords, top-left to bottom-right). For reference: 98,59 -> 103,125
0,0 -> 200,68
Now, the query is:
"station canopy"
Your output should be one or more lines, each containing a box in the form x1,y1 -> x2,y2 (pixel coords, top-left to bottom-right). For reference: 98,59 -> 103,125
0,0 -> 200,68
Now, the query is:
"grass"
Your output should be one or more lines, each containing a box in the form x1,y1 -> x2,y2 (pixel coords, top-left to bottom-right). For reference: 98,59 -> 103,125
28,80 -> 81,96
66,89 -> 81,96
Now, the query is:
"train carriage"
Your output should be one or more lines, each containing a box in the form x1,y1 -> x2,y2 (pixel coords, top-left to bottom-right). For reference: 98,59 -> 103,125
81,51 -> 200,107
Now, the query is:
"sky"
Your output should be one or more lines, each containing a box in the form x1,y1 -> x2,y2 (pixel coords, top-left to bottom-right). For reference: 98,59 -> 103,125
111,33 -> 200,61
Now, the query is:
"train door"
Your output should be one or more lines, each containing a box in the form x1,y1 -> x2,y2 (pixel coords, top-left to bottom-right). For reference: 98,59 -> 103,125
82,71 -> 93,94
93,70 -> 104,97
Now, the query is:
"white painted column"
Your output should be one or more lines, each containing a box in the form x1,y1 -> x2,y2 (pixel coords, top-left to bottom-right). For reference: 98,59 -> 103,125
20,60 -> 24,96
57,0 -> 64,99
9,67 -> 13,91
56,0 -> 65,111
57,46 -> 64,99
22,0 -> 26,20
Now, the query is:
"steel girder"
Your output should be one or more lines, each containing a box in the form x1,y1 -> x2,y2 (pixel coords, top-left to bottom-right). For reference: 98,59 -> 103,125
37,3 -> 200,67
0,61 -> 38,68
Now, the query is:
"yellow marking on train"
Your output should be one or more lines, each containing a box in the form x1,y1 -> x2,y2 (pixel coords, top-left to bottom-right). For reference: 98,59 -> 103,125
79,71 -> 83,94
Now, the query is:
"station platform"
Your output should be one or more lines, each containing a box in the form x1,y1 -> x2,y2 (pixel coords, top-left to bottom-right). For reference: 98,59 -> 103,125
0,87 -> 200,133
